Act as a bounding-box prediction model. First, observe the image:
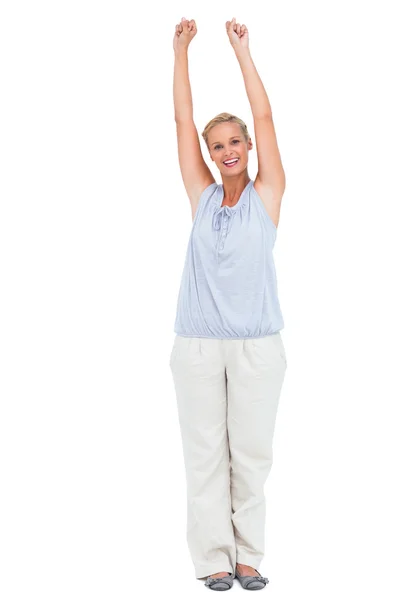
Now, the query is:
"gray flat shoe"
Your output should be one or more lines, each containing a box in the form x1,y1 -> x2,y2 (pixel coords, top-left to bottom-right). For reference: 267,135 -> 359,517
235,567 -> 269,590
204,572 -> 234,591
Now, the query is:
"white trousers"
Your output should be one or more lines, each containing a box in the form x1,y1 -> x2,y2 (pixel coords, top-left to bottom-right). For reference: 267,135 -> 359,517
169,333 -> 287,579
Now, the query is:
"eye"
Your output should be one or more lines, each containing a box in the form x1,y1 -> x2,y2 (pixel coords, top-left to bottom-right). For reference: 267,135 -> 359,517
214,140 -> 239,150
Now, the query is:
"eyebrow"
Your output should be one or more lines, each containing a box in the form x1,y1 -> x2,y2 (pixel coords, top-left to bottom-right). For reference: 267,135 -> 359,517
211,137 -> 240,146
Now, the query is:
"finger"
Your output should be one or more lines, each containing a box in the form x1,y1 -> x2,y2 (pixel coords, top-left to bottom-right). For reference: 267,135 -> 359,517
228,19 -> 236,34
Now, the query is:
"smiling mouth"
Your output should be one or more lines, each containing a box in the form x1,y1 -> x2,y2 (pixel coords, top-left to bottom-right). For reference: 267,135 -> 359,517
223,158 -> 239,167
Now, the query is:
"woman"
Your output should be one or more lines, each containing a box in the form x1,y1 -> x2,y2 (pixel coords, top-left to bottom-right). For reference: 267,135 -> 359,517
170,17 -> 287,591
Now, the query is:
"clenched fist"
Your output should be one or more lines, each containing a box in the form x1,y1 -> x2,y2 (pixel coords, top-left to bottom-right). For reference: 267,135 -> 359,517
226,17 -> 249,51
173,17 -> 197,52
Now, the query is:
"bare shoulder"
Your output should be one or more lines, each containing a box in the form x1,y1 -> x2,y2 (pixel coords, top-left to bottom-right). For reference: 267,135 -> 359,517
253,175 -> 285,229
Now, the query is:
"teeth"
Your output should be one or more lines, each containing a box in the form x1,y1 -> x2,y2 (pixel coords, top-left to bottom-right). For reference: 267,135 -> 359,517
224,158 -> 238,164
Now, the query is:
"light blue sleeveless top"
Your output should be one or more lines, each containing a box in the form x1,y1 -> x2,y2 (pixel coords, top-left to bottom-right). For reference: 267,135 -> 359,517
173,179 -> 284,339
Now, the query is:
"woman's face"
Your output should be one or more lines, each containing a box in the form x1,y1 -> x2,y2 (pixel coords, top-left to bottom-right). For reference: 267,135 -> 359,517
208,123 -> 252,173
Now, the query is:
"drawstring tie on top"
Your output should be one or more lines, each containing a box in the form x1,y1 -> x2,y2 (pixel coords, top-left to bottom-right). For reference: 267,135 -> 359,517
212,205 -> 237,234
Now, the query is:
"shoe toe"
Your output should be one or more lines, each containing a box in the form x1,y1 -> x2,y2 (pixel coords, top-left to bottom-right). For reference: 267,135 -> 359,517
204,574 -> 234,590
235,569 -> 269,590
247,579 -> 266,589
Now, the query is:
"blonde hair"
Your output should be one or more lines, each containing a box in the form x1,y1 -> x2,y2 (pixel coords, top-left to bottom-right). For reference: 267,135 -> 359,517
201,112 -> 249,150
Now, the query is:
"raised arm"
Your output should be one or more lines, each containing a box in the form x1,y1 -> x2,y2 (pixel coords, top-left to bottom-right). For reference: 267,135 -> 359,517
226,18 -> 285,226
173,18 -> 215,219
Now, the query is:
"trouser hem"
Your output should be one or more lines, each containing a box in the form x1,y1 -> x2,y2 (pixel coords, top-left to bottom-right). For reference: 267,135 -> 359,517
236,554 -> 263,571
195,563 -> 235,579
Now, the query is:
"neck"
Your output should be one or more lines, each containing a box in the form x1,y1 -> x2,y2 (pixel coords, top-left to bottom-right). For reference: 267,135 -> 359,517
221,174 -> 251,204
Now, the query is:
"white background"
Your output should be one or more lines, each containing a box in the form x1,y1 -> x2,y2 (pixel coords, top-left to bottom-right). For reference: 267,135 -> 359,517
1,1 -> 399,598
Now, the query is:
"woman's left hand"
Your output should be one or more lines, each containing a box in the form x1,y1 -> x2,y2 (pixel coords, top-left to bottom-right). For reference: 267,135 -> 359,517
225,17 -> 249,51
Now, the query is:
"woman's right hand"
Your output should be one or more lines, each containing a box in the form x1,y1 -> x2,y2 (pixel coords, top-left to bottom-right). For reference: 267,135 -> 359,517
173,17 -> 197,52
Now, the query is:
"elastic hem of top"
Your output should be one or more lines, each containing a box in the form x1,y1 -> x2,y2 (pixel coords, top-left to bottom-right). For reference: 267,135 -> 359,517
174,331 -> 282,340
